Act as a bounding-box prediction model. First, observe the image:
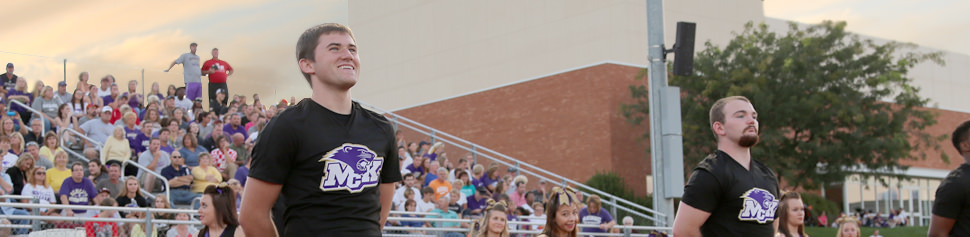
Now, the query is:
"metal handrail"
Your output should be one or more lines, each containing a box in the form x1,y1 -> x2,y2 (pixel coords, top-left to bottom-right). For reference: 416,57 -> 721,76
123,160 -> 171,203
61,127 -> 104,151
59,128 -> 94,164
358,101 -> 664,224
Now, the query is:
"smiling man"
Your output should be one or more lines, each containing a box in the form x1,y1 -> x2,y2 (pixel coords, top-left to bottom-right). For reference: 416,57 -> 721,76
672,96 -> 779,237
241,23 -> 402,237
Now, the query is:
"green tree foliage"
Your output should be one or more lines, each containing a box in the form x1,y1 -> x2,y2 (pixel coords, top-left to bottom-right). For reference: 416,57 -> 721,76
623,21 -> 946,190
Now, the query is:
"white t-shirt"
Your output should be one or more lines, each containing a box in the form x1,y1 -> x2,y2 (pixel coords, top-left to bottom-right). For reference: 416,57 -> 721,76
0,153 -> 18,172
21,184 -> 56,212
416,199 -> 436,213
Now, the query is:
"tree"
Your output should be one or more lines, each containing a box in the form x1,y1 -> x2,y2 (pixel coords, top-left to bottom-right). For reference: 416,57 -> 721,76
622,21 -> 946,190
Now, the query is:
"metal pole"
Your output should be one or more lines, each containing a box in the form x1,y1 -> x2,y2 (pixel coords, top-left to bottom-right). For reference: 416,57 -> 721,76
647,0 -> 674,227
31,198 -> 40,232
142,69 -> 146,98
63,59 -> 67,84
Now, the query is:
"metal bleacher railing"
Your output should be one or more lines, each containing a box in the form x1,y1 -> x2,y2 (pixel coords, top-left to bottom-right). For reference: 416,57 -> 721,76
0,195 -> 200,235
7,100 -> 170,203
357,101 -> 667,226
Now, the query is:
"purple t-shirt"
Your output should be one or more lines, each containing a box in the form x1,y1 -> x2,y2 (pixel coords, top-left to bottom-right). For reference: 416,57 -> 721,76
465,195 -> 488,213
124,127 -> 148,154
406,163 -> 424,177
234,165 -> 249,187
480,175 -> 498,189
223,123 -> 248,140
160,144 -> 174,155
59,177 -> 97,213
101,95 -> 115,106
7,89 -> 32,114
122,92 -> 143,109
579,207 -> 614,233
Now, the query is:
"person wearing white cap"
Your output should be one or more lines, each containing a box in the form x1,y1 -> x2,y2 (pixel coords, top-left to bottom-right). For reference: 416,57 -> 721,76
78,105 -> 116,146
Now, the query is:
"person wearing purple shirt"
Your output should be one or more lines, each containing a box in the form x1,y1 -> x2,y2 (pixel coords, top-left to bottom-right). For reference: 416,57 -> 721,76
7,82 -> 33,122
59,162 -> 98,215
222,113 -> 247,140
157,128 -> 175,154
234,159 -> 250,187
122,114 -> 147,154
463,186 -> 490,218
579,195 -> 616,235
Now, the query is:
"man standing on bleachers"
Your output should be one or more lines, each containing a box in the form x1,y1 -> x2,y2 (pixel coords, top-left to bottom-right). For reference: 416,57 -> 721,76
164,42 -> 203,101
202,48 -> 233,106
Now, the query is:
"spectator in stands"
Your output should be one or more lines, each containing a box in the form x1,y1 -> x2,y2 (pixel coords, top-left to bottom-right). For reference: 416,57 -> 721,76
397,199 -> 426,234
123,80 -> 143,112
46,150 -> 71,193
7,134 -> 24,158
21,167 -> 58,215
162,149 -> 201,207
75,72 -> 90,94
429,167 -> 453,201
457,171 -> 475,197
192,153 -> 222,193
158,128 -> 176,154
482,165 -> 500,192
2,63 -> 18,91
396,188 -> 417,211
116,176 -> 149,217
39,131 -> 62,167
420,157 -> 435,186
579,194 -> 615,235
510,180 -> 529,209
539,187 -> 580,237
78,104 -> 99,125
210,89 -> 229,116
6,153 -> 33,195
60,161 -> 98,216
0,137 -> 17,171
25,140 -> 50,169
200,121 -> 223,151
776,192 -> 807,237
68,88 -> 87,114
143,104 -> 162,124
55,103 -> 81,133
24,118 -> 44,145
172,87 -> 192,111
476,200 -> 510,237
229,133 -> 248,167
0,117 -> 26,137
122,112 -> 146,153
172,107 -> 191,130
79,105 -> 116,146
8,79 -> 33,123
102,126 -> 134,173
95,76 -> 112,97
492,180 -> 507,200
198,183 -> 244,236
146,82 -> 162,102
87,159 -> 108,184
168,211 -> 199,237
96,164 -> 123,198
465,186 -> 490,218
527,201 -> 546,231
179,133 -> 207,167
55,81 -> 71,104
152,194 -> 174,233
405,152 -> 425,178
197,111 -> 215,139
85,198 -> 120,237
836,215 -> 860,237
210,135 -> 237,174
429,196 -> 465,236
417,186 -> 436,212
222,113 -> 247,140
448,189 -> 465,215
448,157 -> 470,183
101,83 -> 120,109
164,42 -> 203,101
33,86 -> 60,128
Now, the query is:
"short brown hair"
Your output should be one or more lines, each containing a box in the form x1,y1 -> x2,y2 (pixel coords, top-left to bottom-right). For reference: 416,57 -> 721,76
709,96 -> 751,138
295,23 -> 356,84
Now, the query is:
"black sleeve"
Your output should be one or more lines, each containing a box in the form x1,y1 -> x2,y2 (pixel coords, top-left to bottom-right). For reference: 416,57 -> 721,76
378,122 -> 402,184
680,168 -> 722,213
248,115 -> 296,185
933,176 -> 966,219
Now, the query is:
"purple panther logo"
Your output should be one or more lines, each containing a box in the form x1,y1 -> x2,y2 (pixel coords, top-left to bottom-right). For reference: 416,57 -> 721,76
737,188 -> 778,224
318,143 -> 385,193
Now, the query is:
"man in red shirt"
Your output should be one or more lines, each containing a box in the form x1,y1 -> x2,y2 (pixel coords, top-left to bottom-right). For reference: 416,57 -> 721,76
201,48 -> 233,107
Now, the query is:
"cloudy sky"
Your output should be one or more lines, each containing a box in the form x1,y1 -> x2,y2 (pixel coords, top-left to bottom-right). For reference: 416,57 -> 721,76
1,0 -> 966,107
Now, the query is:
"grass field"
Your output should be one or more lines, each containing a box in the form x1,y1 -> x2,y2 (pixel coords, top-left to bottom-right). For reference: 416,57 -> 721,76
805,226 -> 928,237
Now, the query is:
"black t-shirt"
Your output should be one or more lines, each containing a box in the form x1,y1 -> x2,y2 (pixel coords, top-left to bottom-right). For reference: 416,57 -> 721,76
933,163 -> 970,236
1,75 -> 17,91
681,150 -> 779,236
249,99 -> 402,236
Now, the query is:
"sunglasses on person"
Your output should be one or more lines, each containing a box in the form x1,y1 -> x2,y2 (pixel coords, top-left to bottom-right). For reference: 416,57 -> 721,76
172,155 -> 183,158
36,172 -> 46,175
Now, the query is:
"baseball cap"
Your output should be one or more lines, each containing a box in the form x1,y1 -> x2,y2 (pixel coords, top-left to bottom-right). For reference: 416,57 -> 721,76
418,141 -> 431,147
5,63 -> 12,68
58,81 -> 67,86
86,104 -> 98,110
99,188 -> 111,195
216,88 -> 226,94
476,185 -> 489,194
25,141 -> 39,147
101,105 -> 113,113
194,98 -> 203,102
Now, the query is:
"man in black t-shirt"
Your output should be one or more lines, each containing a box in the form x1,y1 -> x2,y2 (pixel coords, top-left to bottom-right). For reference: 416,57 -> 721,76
928,120 -> 970,236
672,96 -> 779,236
240,23 -> 402,237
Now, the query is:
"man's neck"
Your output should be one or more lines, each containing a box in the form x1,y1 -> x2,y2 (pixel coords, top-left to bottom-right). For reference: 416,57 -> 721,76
310,83 -> 352,114
718,142 -> 752,170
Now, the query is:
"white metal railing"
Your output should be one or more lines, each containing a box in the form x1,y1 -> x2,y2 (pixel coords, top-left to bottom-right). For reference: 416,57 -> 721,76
0,201 -> 200,234
59,128 -> 100,162
358,101 -> 665,225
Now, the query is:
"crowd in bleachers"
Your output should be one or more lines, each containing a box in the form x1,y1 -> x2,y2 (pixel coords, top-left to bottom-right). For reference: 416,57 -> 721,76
0,62 -> 647,236
0,62 -> 280,236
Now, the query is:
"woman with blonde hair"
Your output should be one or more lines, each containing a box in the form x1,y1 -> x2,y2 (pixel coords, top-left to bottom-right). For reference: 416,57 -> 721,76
0,117 -> 26,137
21,167 -> 58,216
476,199 -> 510,237
45,150 -> 71,196
115,176 -> 149,216
6,153 -> 35,195
38,131 -> 63,165
9,132 -> 25,155
101,126 -> 131,163
835,215 -> 860,237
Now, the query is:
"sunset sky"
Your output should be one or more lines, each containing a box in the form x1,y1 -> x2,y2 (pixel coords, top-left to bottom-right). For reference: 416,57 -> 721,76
1,0 -> 966,108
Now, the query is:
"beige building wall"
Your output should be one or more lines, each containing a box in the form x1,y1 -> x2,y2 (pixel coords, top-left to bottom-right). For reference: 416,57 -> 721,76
349,0 -> 766,111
